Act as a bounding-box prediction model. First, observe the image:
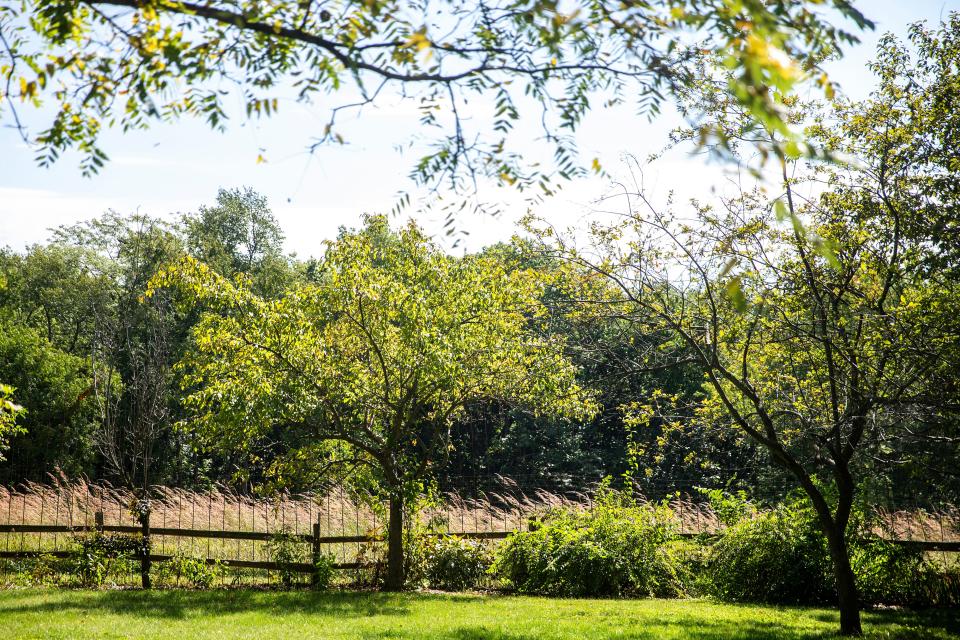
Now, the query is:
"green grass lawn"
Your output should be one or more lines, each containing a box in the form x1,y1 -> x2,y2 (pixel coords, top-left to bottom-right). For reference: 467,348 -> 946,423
0,589 -> 956,640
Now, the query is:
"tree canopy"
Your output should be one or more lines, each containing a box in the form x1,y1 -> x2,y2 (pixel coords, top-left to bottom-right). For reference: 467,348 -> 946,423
1,0 -> 870,205
0,383 -> 24,461
0,319 -> 100,479
147,214 -> 591,587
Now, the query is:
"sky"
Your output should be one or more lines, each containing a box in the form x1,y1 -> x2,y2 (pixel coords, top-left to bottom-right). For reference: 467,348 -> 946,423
0,1 -> 954,259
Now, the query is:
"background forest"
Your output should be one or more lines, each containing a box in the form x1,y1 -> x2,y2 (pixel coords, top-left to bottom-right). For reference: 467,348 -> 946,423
0,181 -> 956,507
0,190 -> 708,494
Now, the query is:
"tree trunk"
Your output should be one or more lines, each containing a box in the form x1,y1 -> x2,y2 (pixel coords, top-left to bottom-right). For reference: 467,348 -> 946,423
825,523 -> 862,636
792,466 -> 862,637
384,491 -> 405,591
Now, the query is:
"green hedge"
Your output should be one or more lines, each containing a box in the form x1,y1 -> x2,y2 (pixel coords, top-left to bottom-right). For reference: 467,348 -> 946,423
700,496 -> 960,608
491,488 -> 688,597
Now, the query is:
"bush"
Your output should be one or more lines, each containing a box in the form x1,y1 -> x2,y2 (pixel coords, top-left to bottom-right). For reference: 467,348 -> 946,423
267,527 -> 306,588
491,487 -> 684,597
696,487 -> 756,527
702,500 -> 833,604
851,534 -> 960,608
72,532 -> 141,588
850,537 -> 924,607
701,496 -> 960,608
154,552 -> 222,589
312,552 -> 336,591
422,535 -> 493,591
2,554 -> 70,587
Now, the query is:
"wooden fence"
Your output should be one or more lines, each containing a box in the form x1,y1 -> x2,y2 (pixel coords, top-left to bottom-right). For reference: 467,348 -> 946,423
1,481 -> 958,588
2,508 -> 957,589
0,510 -> 519,587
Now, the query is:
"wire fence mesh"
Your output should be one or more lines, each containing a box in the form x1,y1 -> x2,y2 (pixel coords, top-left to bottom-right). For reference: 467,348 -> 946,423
1,476 -> 957,587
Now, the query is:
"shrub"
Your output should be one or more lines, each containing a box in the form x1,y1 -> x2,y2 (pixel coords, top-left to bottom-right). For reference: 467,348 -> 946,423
422,535 -> 493,591
702,496 -> 959,608
154,552 -> 223,589
850,533 -> 960,608
696,487 -> 756,527
3,554 -> 70,587
491,486 -> 684,597
312,552 -> 336,591
72,532 -> 141,588
850,537 -> 926,607
268,527 -> 307,589
703,501 -> 833,604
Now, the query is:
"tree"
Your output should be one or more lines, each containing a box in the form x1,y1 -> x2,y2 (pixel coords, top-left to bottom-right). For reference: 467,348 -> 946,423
0,244 -> 113,354
0,320 -> 100,480
147,215 -> 591,589
442,241 -> 717,493
0,384 -> 25,461
53,212 -> 187,491
181,187 -> 295,297
1,1 -> 870,205
534,16 -> 960,635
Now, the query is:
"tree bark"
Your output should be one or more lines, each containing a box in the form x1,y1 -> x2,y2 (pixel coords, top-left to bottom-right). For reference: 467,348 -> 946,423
793,466 -> 863,637
825,523 -> 862,636
384,491 -> 405,591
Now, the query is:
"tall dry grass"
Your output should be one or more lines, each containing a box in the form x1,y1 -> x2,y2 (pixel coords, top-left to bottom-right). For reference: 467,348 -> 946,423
1,477 -> 956,565
0,476 -> 590,563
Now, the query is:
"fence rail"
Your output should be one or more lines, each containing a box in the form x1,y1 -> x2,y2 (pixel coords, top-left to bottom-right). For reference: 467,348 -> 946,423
2,481 -> 958,586
1,513 -> 956,580
0,510 -> 518,579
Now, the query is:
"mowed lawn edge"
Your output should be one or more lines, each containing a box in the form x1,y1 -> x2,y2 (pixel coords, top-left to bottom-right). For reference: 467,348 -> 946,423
0,589 -> 957,640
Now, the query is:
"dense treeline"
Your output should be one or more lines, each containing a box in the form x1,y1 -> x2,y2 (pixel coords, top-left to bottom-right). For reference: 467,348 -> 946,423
1,191 -> 955,503
0,189 -> 779,497
0,190 -> 298,487
0,200 -> 702,488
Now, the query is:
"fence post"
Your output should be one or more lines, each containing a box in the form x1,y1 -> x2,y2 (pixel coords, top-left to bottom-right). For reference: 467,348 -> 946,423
311,520 -> 321,588
94,510 -> 104,533
139,502 -> 152,589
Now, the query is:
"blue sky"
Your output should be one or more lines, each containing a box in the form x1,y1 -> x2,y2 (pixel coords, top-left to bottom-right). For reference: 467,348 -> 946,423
1,1 -> 954,258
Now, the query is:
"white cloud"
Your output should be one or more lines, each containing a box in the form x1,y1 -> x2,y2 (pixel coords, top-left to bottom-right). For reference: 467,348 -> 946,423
0,188 -> 191,250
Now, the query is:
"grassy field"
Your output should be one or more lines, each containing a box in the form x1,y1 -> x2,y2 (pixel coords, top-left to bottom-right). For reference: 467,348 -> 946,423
0,590 -> 957,639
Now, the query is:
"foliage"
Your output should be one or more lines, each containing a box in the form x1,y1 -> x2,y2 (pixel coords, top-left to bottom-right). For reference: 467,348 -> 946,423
703,500 -> 833,605
154,552 -> 223,589
0,196 -> 304,488
491,485 -> 683,597
267,526 -> 306,589
532,14 -> 960,635
850,538 -> 927,608
443,242 -> 714,490
1,554 -> 70,587
702,498 -> 960,608
0,0 -> 870,208
148,214 -> 591,587
182,187 -> 295,298
849,534 -> 960,609
420,535 -> 492,592
0,243 -> 112,354
72,532 -> 142,588
0,383 -> 24,461
311,552 -> 336,592
47,212 -> 186,490
0,321 -> 100,480
696,487 -> 757,527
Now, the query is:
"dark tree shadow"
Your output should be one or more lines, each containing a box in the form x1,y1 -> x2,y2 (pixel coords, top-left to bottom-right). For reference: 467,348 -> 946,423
1,591 -> 956,639
0,589 -> 411,620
